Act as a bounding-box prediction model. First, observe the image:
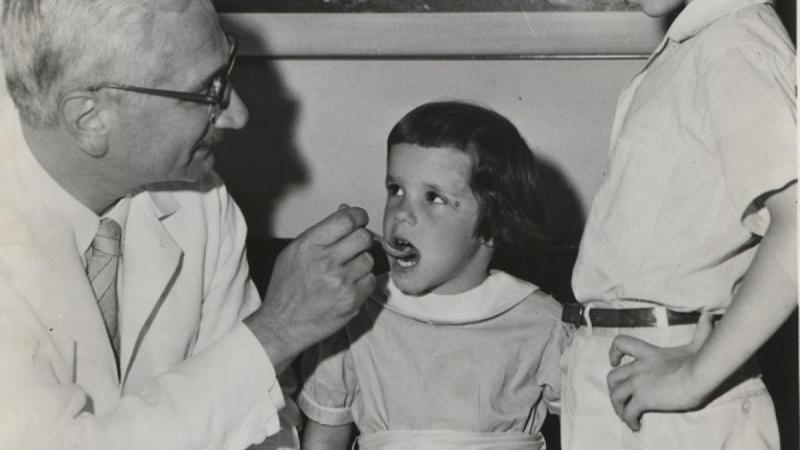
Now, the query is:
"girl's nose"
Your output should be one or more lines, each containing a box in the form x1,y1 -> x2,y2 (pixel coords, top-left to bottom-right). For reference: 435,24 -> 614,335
392,200 -> 416,226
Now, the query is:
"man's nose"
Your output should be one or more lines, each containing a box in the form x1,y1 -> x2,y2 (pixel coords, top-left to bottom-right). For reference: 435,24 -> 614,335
213,87 -> 249,130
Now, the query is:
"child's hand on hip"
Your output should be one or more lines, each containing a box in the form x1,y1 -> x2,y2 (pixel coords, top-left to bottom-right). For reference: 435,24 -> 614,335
605,314 -> 714,431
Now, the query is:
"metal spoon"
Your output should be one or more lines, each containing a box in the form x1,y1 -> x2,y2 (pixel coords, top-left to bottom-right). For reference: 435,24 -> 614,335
367,229 -> 414,258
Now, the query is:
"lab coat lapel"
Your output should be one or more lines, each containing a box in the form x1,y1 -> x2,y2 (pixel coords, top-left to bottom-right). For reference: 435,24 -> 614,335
10,211 -> 121,405
118,193 -> 182,387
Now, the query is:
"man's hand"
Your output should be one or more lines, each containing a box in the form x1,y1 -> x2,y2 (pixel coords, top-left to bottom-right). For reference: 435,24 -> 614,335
244,205 -> 376,372
606,314 -> 714,431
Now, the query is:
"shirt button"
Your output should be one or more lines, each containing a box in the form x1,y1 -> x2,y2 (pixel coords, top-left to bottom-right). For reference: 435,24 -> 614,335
742,398 -> 752,413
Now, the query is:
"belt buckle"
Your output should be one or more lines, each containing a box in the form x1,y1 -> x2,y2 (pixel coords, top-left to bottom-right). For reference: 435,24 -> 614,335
562,304 -> 585,326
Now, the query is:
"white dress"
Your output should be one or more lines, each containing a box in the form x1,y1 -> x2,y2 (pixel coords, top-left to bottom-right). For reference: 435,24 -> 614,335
299,270 -> 571,449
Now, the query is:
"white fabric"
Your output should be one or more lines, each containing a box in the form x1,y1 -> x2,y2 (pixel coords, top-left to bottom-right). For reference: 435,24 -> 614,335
300,271 -> 569,447
381,269 -> 543,324
0,83 -> 288,449
564,0 -> 791,447
571,0 -> 796,312
356,429 -> 545,450
560,325 -> 779,449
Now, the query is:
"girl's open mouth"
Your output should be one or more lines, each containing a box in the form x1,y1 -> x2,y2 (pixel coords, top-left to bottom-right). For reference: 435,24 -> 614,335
383,238 -> 419,269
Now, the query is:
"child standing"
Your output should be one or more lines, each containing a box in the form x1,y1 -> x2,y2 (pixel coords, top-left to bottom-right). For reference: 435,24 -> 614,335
298,101 -> 571,449
564,0 -> 796,448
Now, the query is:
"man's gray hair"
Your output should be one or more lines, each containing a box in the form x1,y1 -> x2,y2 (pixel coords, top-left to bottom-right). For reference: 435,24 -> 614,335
0,0 -> 164,127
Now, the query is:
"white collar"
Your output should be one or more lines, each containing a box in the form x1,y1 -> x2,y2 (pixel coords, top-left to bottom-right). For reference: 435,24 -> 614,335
375,270 -> 538,325
667,0 -> 771,42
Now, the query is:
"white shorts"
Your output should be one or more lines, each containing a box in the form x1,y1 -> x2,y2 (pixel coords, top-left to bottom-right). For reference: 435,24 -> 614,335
560,321 -> 780,450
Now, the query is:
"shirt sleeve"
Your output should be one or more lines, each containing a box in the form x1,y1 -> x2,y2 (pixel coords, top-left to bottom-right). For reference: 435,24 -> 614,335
189,175 -> 289,442
250,368 -> 302,449
297,329 -> 357,426
193,173 -> 264,350
701,38 -> 797,235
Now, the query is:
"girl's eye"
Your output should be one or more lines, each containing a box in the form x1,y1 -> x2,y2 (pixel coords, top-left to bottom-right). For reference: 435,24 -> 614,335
386,183 -> 403,197
425,191 -> 445,204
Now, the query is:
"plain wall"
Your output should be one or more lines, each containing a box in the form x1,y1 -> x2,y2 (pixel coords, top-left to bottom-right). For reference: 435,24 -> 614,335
215,58 -> 643,245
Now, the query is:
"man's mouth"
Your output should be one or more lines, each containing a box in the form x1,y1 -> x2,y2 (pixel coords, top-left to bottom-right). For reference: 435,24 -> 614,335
196,130 -> 225,152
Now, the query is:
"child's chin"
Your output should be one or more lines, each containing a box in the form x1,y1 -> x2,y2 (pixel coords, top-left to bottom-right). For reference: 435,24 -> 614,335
391,274 -> 428,297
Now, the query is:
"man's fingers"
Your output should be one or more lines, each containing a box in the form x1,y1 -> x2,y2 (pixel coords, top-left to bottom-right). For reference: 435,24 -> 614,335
300,206 -> 369,247
688,312 -> 714,351
343,251 -> 375,283
609,335 -> 656,366
329,227 -> 374,264
354,272 -> 377,299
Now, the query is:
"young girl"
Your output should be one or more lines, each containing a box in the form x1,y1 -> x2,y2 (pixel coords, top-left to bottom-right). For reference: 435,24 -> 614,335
298,101 -> 571,449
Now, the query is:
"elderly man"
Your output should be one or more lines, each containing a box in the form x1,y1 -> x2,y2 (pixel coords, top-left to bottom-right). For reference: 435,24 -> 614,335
0,0 -> 375,448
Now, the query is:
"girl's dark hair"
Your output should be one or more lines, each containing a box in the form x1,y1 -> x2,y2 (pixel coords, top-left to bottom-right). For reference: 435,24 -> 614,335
387,101 -> 548,253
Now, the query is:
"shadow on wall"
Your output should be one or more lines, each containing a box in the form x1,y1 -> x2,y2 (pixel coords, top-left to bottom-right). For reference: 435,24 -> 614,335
214,57 -> 309,243
491,154 -> 586,305
536,154 -> 586,248
775,0 -> 795,43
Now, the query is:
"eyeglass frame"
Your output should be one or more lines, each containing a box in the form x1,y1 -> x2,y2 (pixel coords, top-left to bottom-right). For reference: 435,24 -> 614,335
88,32 -> 238,120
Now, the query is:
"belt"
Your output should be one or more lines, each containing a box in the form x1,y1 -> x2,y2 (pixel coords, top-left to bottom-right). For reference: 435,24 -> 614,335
561,303 -> 718,328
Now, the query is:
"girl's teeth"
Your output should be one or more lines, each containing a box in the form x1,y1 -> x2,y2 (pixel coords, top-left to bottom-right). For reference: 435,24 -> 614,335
397,258 -> 416,268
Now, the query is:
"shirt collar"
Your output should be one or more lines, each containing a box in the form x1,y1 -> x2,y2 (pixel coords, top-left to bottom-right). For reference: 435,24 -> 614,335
379,270 -> 536,325
136,185 -> 179,221
666,0 -> 772,42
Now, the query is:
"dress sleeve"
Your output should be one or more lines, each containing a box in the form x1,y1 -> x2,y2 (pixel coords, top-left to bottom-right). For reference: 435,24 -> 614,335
537,319 -> 574,415
298,329 -> 358,426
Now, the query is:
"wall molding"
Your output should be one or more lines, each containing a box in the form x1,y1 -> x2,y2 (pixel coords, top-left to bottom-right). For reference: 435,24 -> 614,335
220,12 -> 667,59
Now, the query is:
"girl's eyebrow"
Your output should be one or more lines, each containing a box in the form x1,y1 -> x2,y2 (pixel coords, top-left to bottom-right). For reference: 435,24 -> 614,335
423,181 -> 462,199
386,173 -> 465,197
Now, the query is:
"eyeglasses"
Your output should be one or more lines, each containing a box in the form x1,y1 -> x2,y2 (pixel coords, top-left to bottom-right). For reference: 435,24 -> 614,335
89,33 -> 238,122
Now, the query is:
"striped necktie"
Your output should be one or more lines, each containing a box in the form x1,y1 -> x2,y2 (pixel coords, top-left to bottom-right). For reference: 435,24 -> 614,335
85,218 -> 122,366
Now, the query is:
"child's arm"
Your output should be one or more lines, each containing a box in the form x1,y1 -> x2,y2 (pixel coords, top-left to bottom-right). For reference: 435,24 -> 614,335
606,184 -> 797,430
302,419 -> 353,450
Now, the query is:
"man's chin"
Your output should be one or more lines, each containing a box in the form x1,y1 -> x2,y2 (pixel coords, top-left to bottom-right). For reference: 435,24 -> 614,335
192,146 -> 216,172
169,152 -> 215,185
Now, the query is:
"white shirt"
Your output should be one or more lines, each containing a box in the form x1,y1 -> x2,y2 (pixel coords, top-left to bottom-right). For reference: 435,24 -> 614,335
572,0 -> 796,311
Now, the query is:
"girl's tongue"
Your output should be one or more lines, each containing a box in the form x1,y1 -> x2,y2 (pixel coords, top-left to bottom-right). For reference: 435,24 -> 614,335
383,238 -> 419,267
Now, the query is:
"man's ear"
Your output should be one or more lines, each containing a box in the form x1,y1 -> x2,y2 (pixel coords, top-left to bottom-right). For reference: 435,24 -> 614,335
60,91 -> 110,157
